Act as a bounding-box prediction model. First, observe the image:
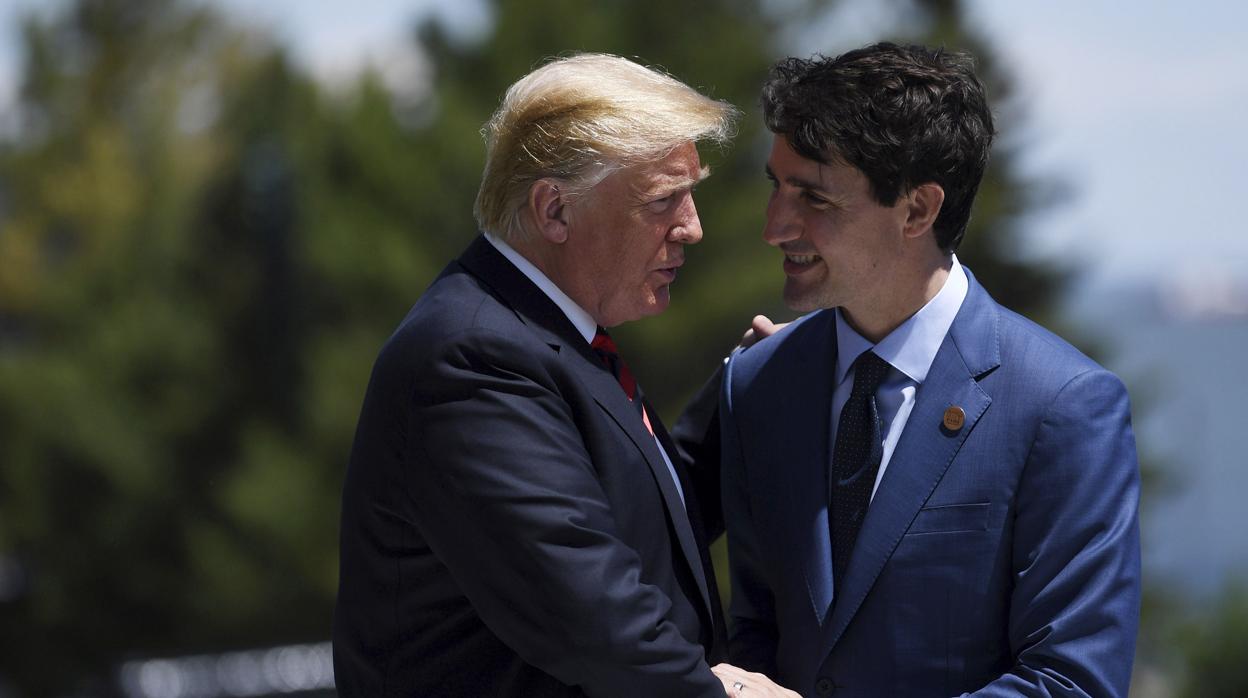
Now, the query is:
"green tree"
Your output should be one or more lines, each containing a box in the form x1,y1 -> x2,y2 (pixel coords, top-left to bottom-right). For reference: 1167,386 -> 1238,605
0,0 -> 444,691
1174,584 -> 1248,697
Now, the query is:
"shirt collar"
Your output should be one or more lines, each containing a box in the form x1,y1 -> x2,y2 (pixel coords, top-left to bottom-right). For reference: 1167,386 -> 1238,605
834,255 -> 969,386
485,233 -> 598,345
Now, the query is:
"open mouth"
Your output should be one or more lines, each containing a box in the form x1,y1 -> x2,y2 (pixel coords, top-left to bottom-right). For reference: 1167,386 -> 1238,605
783,253 -> 821,274
653,266 -> 679,283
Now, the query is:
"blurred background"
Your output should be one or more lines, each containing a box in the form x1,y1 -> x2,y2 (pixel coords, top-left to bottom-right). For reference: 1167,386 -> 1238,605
1,0 -> 1244,695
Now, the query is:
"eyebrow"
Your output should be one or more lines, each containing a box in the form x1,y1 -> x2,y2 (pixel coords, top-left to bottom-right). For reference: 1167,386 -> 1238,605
764,164 -> 827,194
642,165 -> 712,198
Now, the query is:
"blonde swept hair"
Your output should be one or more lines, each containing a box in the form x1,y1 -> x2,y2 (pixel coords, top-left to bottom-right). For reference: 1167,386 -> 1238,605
474,53 -> 739,240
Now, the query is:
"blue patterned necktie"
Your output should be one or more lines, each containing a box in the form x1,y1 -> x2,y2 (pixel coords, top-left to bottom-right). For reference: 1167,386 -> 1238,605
830,350 -> 890,586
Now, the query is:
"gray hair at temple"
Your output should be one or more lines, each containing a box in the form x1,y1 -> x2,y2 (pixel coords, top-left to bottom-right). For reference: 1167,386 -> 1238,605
474,53 -> 739,241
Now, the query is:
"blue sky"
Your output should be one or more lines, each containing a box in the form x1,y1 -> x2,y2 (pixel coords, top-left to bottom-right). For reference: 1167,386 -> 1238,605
3,0 -> 1246,288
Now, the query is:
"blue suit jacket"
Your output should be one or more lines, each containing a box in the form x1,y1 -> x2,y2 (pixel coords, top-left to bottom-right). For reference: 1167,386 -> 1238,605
721,270 -> 1141,697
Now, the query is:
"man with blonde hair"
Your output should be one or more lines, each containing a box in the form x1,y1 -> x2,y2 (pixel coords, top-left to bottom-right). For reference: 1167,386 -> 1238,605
334,54 -> 795,697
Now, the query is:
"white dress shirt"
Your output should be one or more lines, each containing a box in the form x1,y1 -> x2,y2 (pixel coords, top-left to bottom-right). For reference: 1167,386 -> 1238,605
830,256 -> 969,501
485,233 -> 687,505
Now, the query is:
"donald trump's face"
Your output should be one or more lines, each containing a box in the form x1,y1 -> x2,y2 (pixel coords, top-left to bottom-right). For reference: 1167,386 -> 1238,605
560,143 -> 708,327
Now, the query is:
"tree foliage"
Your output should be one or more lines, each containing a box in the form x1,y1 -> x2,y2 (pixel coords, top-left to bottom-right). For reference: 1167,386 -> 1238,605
0,0 -> 441,691
1174,584 -> 1248,697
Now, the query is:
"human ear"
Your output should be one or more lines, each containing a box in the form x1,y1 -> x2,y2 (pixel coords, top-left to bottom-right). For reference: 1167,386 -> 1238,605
528,179 -> 569,244
903,183 -> 945,239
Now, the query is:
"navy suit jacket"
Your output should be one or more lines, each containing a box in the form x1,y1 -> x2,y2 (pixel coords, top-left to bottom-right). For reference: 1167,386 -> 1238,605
333,236 -> 726,697
721,270 -> 1141,697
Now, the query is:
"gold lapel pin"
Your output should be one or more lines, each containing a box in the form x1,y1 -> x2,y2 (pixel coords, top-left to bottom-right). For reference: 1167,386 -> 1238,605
942,406 -> 966,432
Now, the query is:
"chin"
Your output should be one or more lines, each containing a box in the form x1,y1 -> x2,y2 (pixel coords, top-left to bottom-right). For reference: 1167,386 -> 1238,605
782,288 -> 818,313
640,300 -> 670,318
649,286 -> 671,312
783,280 -> 837,313
608,287 -> 671,325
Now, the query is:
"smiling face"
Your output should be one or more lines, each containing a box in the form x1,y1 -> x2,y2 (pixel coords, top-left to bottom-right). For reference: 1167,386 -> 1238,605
763,135 -> 914,325
559,142 -> 707,327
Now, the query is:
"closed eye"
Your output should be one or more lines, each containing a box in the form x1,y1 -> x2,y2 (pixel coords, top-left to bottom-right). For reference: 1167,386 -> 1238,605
646,193 -> 675,213
802,190 -> 832,210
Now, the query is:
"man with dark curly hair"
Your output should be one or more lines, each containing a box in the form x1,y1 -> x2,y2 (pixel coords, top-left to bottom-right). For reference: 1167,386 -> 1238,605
718,43 -> 1141,696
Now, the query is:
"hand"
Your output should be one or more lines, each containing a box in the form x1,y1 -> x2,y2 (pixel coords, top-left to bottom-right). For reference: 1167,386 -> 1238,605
711,663 -> 802,698
738,315 -> 789,350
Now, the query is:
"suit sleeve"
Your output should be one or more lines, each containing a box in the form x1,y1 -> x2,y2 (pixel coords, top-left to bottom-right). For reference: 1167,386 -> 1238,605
968,368 -> 1142,697
404,327 -> 724,698
719,353 -> 781,677
670,364 -> 726,541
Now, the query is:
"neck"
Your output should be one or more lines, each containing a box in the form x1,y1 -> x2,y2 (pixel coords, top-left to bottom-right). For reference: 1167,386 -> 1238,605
506,232 -> 555,279
842,254 -> 953,343
507,233 -> 602,322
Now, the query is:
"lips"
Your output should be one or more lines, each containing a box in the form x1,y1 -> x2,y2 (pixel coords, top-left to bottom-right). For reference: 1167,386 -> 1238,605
652,258 -> 683,283
783,253 -> 821,275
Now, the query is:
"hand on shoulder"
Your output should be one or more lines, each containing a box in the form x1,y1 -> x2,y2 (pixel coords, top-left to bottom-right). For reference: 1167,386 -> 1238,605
738,315 -> 788,350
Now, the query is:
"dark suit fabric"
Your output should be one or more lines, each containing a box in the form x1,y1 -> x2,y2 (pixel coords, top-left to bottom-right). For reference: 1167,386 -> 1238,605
334,236 -> 724,697
721,270 -> 1141,697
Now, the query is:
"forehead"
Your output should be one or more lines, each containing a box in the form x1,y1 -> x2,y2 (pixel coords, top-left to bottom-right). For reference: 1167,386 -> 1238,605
624,143 -> 705,193
767,135 -> 864,192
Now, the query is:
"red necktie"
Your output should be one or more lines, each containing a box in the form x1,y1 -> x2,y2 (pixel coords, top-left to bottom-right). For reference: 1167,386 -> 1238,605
591,328 -> 654,435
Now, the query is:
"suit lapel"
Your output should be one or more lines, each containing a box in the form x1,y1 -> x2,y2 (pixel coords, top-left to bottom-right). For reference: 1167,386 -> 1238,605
758,312 -> 840,626
456,235 -> 715,622
578,356 -> 717,623
820,273 -> 1001,651
651,406 -> 720,632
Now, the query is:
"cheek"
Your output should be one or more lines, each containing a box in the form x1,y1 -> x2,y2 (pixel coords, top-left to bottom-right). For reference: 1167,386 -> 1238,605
805,220 -> 835,254
598,230 -> 649,291
635,227 -> 666,265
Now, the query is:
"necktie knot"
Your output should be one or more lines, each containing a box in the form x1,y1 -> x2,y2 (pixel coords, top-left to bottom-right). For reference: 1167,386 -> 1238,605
849,350 -> 889,398
591,327 -> 651,434
591,328 -> 619,356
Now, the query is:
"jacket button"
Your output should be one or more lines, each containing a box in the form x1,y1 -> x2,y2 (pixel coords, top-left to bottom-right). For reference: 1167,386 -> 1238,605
815,677 -> 836,695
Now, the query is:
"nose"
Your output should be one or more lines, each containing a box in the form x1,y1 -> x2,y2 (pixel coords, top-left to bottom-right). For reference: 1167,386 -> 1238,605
668,192 -> 703,245
762,190 -> 799,247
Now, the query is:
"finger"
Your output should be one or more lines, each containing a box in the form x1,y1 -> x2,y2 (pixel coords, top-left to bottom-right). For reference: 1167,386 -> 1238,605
711,664 -> 753,697
712,664 -> 802,698
711,662 -> 749,678
739,315 -> 777,349
751,314 -> 777,336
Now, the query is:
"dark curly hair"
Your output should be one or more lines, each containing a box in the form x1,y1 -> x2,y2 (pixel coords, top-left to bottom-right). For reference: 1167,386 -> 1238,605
761,42 -> 995,252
